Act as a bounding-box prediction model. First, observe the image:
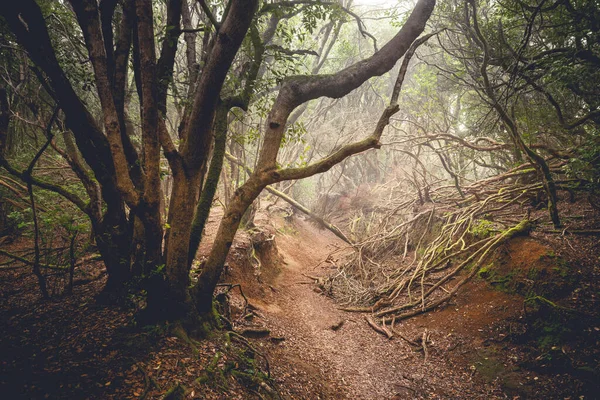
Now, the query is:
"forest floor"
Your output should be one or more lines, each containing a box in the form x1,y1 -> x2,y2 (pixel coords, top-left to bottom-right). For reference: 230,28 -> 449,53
229,206 -> 599,399
1,199 -> 599,399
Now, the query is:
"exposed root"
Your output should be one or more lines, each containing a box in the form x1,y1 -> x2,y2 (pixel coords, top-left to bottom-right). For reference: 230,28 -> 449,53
136,363 -> 158,400
422,329 -> 430,362
216,283 -> 250,321
328,176 -> 539,324
226,330 -> 271,379
330,320 -> 345,331
240,327 -> 271,338
365,316 -> 393,339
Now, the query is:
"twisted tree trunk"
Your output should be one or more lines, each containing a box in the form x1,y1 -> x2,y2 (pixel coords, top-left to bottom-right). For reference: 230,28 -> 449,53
194,0 -> 437,315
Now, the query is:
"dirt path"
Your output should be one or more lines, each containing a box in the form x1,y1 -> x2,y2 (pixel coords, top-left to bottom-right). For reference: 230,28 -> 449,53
250,216 -> 503,399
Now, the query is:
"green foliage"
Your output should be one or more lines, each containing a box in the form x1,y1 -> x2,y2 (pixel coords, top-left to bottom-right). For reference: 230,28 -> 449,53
386,6 -> 410,29
282,121 -> 307,147
8,209 -> 30,231
564,127 -> 600,187
153,264 -> 166,275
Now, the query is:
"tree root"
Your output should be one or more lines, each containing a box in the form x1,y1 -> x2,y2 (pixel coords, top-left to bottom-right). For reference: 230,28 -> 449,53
422,329 -> 430,362
226,330 -> 271,378
136,363 -> 159,400
333,179 -> 537,326
240,327 -> 271,338
330,320 -> 345,331
365,316 -> 393,339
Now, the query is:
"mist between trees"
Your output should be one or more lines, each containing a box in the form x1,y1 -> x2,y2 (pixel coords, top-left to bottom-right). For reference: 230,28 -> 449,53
0,0 -> 598,332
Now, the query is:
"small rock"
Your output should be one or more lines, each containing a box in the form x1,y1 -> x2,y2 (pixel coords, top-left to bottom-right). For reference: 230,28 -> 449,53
330,320 -> 345,331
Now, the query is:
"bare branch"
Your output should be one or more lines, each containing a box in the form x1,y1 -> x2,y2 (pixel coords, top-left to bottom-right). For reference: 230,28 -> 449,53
197,0 -> 220,31
267,44 -> 319,57
258,0 -> 436,170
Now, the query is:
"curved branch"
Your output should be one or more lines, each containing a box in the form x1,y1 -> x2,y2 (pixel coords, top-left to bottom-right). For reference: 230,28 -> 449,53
1,158 -> 88,214
258,0 -> 436,169
181,0 -> 259,171
277,105 -> 398,181
197,0 -> 220,31
338,3 -> 378,52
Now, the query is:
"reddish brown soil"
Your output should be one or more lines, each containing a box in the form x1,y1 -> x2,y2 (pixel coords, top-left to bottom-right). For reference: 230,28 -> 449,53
238,215 -> 506,399
1,197 -> 598,399
0,247 -> 256,399
230,201 -> 599,399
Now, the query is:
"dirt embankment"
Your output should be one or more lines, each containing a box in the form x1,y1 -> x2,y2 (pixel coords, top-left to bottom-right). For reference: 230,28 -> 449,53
225,206 -> 599,399
1,200 -> 597,399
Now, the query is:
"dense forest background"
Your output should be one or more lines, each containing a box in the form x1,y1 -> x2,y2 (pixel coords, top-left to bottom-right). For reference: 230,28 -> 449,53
1,0 -> 599,398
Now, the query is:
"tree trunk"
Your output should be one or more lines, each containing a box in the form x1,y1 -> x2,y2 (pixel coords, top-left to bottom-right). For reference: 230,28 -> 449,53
158,169 -> 201,318
192,0 -> 436,317
188,104 -> 229,265
194,176 -> 266,314
94,209 -> 132,298
130,215 -> 146,277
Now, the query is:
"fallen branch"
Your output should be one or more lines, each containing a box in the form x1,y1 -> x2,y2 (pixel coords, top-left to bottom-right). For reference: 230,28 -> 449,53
422,329 -> 429,361
0,249 -> 68,270
381,219 -> 531,321
339,306 -> 371,313
391,327 -> 420,348
539,229 -> 600,235
365,315 -> 393,339
225,152 -> 354,245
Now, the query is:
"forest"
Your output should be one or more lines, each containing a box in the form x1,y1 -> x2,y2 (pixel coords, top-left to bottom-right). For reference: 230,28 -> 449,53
0,0 -> 599,398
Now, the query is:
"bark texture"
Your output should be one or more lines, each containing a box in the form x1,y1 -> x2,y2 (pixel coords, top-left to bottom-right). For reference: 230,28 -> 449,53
194,0 -> 437,314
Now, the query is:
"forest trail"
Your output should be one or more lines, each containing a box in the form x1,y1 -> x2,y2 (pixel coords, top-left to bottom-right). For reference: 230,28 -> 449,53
247,215 -> 502,399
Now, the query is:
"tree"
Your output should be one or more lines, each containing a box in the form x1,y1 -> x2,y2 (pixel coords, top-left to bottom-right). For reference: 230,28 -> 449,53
0,0 -> 436,328
405,0 -> 600,228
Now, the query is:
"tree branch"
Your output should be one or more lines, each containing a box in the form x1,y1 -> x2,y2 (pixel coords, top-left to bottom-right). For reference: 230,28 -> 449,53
1,158 -> 88,214
274,30 -> 437,182
180,0 -> 259,171
157,0 -> 183,114
225,152 -> 354,245
257,0 -> 436,170
197,0 -> 220,31
1,0 -> 124,211
267,44 -> 319,57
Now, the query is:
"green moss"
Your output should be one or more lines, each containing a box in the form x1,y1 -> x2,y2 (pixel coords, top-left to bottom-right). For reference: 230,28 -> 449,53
470,219 -> 495,238
552,266 -> 569,278
195,332 -> 277,398
470,347 -> 523,394
526,267 -> 541,280
189,301 -> 224,339
195,352 -> 228,391
477,262 -> 494,279
162,383 -> 186,400
477,262 -> 516,292
529,308 -> 572,351
276,224 -> 298,235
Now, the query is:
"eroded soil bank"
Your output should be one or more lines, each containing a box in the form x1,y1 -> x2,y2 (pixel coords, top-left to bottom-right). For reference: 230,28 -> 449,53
1,204 -> 598,399
228,208 -> 599,399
